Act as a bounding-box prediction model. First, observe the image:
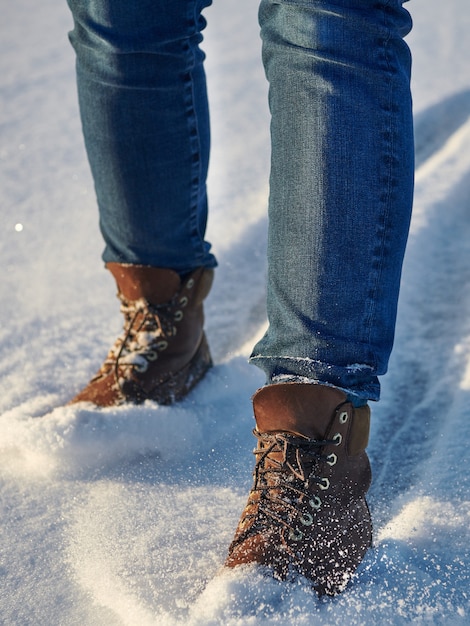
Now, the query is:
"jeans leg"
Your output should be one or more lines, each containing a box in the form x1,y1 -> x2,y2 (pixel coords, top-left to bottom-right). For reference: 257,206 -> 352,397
66,0 -> 216,273
251,0 -> 414,401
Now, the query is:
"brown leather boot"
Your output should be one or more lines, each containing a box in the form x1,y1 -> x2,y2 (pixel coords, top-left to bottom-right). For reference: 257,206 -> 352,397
225,383 -> 372,596
70,264 -> 214,407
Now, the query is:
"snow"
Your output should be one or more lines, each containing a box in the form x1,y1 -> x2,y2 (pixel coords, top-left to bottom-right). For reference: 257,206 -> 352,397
1,0 -> 469,623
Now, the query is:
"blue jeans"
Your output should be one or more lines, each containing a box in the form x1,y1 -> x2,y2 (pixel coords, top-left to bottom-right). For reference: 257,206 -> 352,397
67,0 -> 217,274
67,0 -> 414,402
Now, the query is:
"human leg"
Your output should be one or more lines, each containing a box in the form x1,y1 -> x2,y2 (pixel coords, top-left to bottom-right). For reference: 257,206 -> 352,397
252,0 -> 414,402
66,0 -> 216,405
67,0 -> 216,272
226,0 -> 414,593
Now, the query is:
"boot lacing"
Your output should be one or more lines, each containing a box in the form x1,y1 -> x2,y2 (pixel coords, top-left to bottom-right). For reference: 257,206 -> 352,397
245,431 -> 341,541
91,293 -> 188,385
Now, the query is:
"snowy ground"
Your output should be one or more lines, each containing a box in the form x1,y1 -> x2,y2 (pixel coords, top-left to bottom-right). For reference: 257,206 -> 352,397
1,0 -> 470,624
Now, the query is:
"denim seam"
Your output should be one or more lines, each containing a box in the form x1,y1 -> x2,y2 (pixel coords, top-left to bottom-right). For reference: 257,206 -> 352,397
183,2 -> 207,269
363,4 -> 395,374
250,354 -> 375,371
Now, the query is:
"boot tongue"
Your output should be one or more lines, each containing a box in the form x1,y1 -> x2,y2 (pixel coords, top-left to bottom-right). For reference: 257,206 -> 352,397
253,383 -> 346,440
106,263 -> 181,305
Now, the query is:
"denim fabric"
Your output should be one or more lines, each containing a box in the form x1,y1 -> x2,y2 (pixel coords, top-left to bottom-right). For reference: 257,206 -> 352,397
250,0 -> 414,401
67,0 -> 217,274
67,0 -> 414,401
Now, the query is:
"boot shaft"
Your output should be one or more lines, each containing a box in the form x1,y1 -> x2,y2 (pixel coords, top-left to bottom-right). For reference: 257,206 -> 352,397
252,383 -> 371,498
106,263 -> 213,307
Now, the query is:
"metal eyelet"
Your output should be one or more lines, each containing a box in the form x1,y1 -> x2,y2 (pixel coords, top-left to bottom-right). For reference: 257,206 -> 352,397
339,410 -> 349,424
156,340 -> 168,351
333,432 -> 342,445
174,310 -> 184,322
289,528 -> 303,541
186,278 -> 195,289
319,477 -> 330,490
326,453 -> 337,466
300,512 -> 313,526
179,296 -> 189,307
145,351 -> 158,362
134,361 -> 149,373
309,496 -> 322,510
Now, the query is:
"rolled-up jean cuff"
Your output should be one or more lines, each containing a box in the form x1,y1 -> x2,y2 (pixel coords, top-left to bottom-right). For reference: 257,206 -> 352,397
249,355 -> 381,402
